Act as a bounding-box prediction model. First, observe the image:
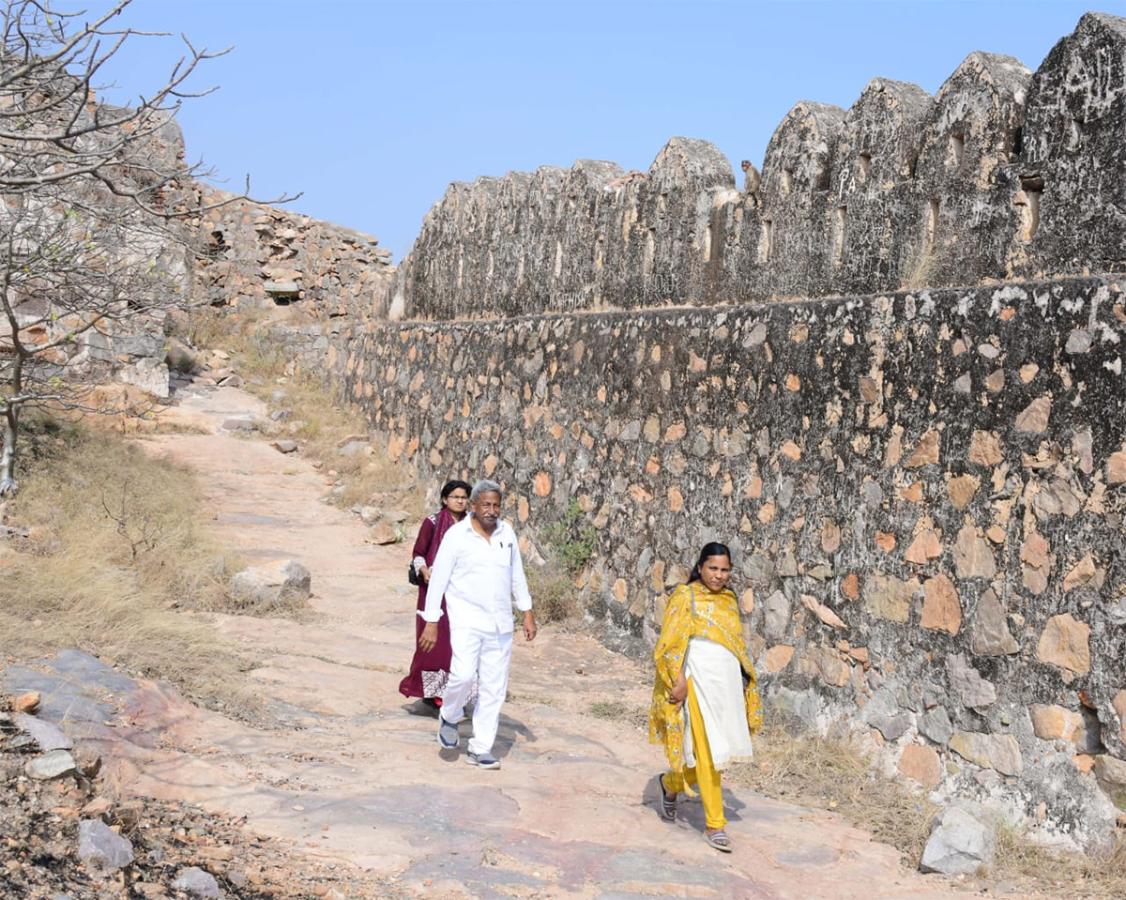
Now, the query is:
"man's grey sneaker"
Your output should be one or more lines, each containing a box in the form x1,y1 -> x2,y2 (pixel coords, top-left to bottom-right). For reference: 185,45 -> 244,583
465,751 -> 500,770
437,717 -> 459,749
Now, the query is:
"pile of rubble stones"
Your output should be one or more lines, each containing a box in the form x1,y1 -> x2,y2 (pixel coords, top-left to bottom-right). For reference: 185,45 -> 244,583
1,693 -> 403,899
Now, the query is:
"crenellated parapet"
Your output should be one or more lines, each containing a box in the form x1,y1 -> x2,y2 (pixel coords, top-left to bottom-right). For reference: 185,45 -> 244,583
388,12 -> 1126,321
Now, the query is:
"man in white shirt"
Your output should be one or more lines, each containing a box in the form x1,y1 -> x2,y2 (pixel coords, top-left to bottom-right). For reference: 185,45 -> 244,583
419,478 -> 537,769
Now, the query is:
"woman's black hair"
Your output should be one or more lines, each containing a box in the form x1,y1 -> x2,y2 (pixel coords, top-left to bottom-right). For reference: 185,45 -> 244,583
440,479 -> 472,502
688,541 -> 732,583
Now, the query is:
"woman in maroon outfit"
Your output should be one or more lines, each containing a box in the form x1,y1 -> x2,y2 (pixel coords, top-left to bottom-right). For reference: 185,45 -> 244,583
398,480 -> 471,708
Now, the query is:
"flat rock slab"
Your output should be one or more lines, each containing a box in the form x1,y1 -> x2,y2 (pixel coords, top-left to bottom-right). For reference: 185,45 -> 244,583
13,713 -> 72,751
2,650 -> 133,741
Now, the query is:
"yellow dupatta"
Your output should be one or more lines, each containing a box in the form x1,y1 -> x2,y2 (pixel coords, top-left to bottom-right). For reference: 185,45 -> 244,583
648,582 -> 763,774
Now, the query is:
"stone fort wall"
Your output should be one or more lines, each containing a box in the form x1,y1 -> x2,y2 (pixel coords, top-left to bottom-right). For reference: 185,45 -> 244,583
254,11 -> 1126,847
386,12 -> 1126,321
326,275 -> 1126,845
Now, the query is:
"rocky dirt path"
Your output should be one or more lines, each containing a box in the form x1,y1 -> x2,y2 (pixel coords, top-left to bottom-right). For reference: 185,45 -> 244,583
110,385 -> 963,898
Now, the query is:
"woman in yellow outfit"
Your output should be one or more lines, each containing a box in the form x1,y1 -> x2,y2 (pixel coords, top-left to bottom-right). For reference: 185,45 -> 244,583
649,542 -> 763,852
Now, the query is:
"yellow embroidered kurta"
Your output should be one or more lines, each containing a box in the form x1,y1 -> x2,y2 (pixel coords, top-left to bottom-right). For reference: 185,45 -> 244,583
649,582 -> 763,775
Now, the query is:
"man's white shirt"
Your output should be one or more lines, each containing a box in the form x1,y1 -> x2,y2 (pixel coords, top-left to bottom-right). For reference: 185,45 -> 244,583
422,515 -> 532,634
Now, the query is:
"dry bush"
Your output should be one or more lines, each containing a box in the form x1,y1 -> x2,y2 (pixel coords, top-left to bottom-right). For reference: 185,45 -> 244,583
726,721 -> 937,865
525,558 -> 583,624
0,423 -> 255,714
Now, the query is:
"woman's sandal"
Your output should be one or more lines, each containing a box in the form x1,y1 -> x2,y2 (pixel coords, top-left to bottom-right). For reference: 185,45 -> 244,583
704,829 -> 733,853
658,774 -> 677,822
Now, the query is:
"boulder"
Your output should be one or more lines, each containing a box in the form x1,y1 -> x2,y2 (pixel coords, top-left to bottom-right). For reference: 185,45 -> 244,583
77,819 -> 134,871
369,521 -> 400,545
13,691 -> 40,713
920,806 -> 995,875
271,439 -> 298,454
25,749 -> 77,780
172,867 -> 221,898
229,560 -> 311,607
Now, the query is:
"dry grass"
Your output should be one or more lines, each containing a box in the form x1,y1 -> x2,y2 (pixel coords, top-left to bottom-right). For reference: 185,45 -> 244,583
726,721 -> 937,865
988,824 -> 1126,899
0,420 -> 256,714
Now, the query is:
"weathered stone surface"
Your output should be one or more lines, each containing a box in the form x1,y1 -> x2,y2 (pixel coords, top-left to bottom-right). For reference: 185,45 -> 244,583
953,522 -> 996,579
1107,450 -> 1126,486
945,653 -> 996,710
967,430 -> 1002,466
1114,690 -> 1126,745
271,439 -> 298,454
904,430 -> 940,468
763,591 -> 790,641
864,572 -> 917,623
920,806 -> 996,875
762,645 -> 795,673
800,594 -> 846,630
229,560 -> 311,607
919,707 -> 954,746
1030,705 -> 1084,743
949,731 -> 1022,775
172,867 -> 221,898
12,713 -> 72,751
899,744 -> 943,788
1036,613 -> 1090,675
1063,553 -> 1102,592
77,819 -> 134,871
25,749 -> 77,780
1014,396 -> 1051,434
970,589 -> 1018,656
1094,755 -> 1126,787
921,574 -> 961,635
117,352 -> 173,397
946,474 -> 979,509
904,524 -> 942,565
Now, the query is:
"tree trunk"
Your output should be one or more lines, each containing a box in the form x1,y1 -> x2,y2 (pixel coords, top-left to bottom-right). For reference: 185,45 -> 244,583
0,406 -> 18,496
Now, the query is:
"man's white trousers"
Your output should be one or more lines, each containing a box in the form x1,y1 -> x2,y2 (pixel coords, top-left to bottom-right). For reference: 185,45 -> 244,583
440,625 -> 513,755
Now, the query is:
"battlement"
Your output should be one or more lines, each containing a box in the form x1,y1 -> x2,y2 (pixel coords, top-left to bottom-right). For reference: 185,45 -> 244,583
387,12 -> 1126,321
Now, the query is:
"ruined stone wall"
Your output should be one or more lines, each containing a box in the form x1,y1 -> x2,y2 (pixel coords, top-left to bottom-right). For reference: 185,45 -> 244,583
335,276 -> 1126,845
387,12 -> 1126,321
193,187 -> 395,323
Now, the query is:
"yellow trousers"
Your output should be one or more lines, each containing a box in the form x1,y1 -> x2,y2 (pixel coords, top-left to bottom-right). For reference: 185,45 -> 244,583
664,679 -> 725,829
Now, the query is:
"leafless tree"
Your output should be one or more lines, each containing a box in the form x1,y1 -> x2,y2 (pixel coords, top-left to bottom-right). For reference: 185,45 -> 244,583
0,0 -> 295,494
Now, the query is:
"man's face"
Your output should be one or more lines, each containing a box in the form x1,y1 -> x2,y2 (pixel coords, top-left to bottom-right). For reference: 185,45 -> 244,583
472,491 -> 502,527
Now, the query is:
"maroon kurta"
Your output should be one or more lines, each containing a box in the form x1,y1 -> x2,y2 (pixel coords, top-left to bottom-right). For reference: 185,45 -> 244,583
398,509 -> 456,700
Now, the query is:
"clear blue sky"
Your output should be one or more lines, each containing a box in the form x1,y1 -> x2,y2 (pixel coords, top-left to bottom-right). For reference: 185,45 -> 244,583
100,0 -> 1116,261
